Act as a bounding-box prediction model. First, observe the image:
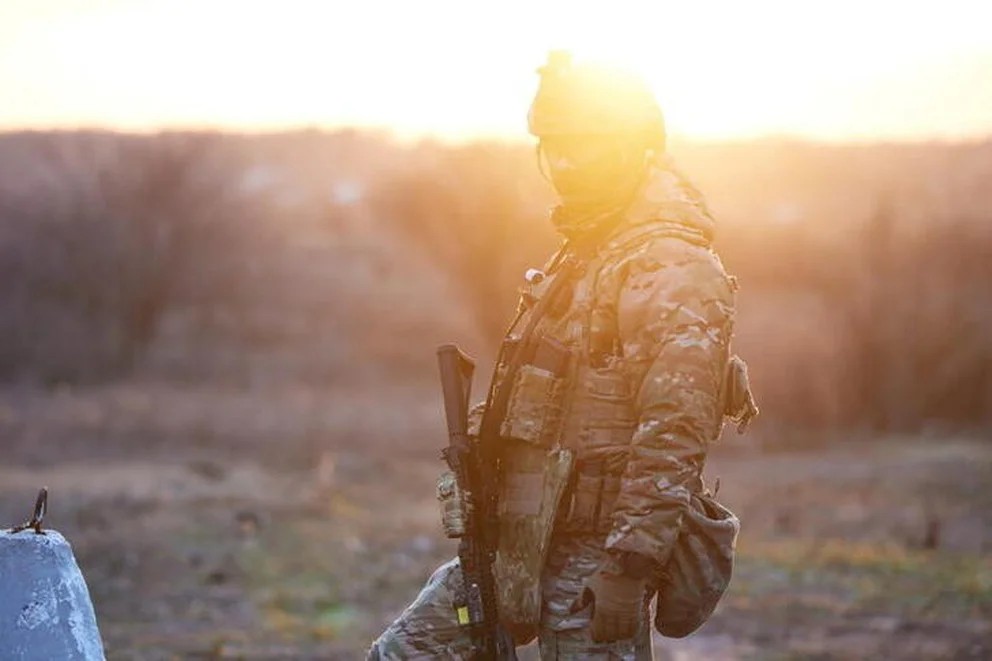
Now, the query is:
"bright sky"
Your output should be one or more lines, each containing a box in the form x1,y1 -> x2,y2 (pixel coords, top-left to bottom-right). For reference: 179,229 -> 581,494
2,0 -> 991,142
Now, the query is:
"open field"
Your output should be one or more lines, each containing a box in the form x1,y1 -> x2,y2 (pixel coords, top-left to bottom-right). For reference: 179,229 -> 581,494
2,382 -> 989,660
1,129 -> 989,659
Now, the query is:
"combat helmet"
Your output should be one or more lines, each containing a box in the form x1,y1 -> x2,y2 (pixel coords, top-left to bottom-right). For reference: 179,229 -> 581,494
528,51 -> 666,151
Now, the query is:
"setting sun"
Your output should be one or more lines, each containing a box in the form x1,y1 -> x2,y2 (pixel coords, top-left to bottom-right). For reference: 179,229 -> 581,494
2,0 -> 991,141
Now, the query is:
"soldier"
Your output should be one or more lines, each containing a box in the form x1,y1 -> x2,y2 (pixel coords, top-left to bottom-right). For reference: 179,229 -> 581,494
368,52 -> 757,660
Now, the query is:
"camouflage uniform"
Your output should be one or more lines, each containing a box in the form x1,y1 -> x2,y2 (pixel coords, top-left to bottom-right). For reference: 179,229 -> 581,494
369,156 -> 751,660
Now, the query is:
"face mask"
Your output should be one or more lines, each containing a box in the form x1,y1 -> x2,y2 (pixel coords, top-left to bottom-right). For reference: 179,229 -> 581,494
540,136 -> 647,206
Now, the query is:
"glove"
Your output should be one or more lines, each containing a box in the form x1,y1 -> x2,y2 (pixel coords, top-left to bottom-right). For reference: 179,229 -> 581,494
570,568 -> 647,643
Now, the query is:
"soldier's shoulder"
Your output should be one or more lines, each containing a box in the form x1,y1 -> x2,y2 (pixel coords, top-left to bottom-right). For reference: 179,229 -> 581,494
605,229 -> 734,309
638,232 -> 723,271
601,223 -> 726,277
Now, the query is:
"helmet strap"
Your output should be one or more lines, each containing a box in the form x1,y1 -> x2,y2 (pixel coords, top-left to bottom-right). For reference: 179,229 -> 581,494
535,142 -> 553,185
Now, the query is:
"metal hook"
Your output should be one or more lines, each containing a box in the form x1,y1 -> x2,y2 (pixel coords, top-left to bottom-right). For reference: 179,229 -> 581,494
9,487 -> 48,535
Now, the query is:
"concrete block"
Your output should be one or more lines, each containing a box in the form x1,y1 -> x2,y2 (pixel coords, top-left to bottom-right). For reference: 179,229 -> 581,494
0,530 -> 105,660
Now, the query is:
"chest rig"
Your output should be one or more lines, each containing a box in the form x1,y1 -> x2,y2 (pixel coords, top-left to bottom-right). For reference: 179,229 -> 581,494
488,224 -> 681,629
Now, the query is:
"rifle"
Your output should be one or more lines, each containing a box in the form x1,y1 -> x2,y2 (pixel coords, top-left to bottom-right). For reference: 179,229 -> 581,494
435,248 -> 583,658
436,344 -> 512,660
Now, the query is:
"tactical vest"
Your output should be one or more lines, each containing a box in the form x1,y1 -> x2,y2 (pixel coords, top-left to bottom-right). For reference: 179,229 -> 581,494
490,221 -> 719,628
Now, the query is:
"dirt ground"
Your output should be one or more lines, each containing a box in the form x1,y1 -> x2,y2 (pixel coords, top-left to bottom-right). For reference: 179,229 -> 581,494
1,381 -> 990,660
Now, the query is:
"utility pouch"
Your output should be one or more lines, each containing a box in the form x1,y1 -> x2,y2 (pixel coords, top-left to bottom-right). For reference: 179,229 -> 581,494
494,446 -> 575,631
653,490 -> 740,638
567,472 -> 603,531
436,470 -> 467,539
562,461 -> 623,534
722,355 -> 759,433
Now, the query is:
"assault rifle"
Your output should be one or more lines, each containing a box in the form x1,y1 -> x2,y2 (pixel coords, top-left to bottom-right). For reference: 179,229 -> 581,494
436,344 -> 512,660
435,249 -> 580,658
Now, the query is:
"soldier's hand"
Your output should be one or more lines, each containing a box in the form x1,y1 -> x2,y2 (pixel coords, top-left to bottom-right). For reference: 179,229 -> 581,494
569,570 -> 646,643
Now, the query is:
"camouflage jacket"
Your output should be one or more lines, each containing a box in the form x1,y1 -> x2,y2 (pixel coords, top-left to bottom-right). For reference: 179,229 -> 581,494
476,157 -> 744,627
592,163 -> 732,564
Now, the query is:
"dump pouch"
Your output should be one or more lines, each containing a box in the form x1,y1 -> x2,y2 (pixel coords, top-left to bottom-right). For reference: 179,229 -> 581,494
653,491 -> 740,638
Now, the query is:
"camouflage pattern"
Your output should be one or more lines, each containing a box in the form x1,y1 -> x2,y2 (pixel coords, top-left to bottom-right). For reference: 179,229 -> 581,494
370,558 -> 476,660
369,156 -> 750,658
436,471 -> 468,538
493,446 -> 574,629
500,155 -> 736,567
652,490 -> 739,638
594,162 -> 735,572
540,533 -> 653,649
369,541 -> 653,660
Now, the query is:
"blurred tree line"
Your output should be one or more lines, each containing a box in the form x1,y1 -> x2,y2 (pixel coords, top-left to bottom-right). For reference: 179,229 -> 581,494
0,129 -> 989,439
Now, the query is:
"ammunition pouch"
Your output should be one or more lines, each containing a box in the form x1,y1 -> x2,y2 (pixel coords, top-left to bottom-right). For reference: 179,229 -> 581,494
436,470 -> 468,539
499,333 -> 571,447
558,365 -> 635,534
501,364 -> 565,446
561,459 -> 621,534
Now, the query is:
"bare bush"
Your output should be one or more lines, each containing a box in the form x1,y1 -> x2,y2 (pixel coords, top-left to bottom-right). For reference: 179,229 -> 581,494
845,203 -> 992,431
0,131 -> 266,382
0,130 -> 989,437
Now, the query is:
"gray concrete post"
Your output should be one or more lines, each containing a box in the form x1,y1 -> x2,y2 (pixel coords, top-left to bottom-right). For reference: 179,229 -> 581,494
0,530 -> 105,660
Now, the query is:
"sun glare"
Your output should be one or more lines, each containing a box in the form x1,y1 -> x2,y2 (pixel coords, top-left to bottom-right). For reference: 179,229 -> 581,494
545,3 -> 992,142
1,0 -> 990,141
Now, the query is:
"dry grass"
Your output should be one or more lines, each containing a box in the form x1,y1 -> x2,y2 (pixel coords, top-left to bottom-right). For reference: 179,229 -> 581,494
1,382 -> 989,659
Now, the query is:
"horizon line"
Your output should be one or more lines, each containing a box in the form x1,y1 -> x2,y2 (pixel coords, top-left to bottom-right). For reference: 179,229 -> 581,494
2,123 -> 991,148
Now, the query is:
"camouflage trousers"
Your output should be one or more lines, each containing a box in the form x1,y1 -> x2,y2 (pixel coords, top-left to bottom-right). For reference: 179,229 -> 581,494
367,533 -> 655,660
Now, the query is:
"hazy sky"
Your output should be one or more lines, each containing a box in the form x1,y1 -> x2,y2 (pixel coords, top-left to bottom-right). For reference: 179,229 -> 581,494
2,0 -> 991,142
